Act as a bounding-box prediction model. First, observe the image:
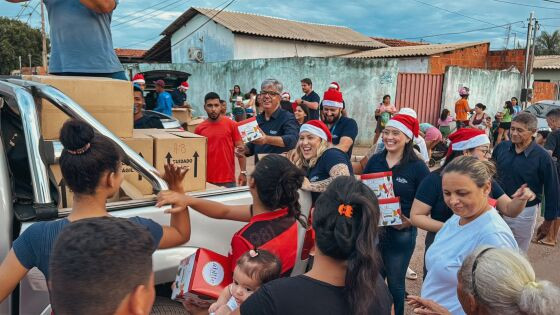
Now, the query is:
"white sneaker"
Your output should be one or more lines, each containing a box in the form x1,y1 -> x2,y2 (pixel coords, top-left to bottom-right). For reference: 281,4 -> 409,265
406,267 -> 418,280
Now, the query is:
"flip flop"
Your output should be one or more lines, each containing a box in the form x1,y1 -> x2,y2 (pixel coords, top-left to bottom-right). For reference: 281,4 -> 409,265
535,239 -> 556,247
406,267 -> 418,280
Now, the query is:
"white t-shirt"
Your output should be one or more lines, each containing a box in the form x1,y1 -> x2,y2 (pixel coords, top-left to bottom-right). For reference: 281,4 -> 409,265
421,208 -> 518,315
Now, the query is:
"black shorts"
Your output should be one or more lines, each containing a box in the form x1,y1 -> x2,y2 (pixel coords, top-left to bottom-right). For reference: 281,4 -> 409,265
499,122 -> 511,129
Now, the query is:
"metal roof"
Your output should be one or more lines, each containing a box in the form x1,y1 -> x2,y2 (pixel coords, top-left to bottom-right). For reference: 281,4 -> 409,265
114,49 -> 147,58
342,41 -> 489,58
369,37 -> 425,47
534,55 -> 560,70
160,7 -> 387,49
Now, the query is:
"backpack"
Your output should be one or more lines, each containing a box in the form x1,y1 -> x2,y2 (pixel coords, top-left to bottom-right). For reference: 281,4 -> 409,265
380,112 -> 391,128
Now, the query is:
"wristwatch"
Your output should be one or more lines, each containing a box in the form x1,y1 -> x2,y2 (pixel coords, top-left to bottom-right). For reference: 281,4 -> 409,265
240,171 -> 247,176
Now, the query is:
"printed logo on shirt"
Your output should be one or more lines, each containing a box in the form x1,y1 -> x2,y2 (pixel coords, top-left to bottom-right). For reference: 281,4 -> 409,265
395,177 -> 408,184
269,130 -> 278,135
310,176 -> 319,182
333,135 -> 339,139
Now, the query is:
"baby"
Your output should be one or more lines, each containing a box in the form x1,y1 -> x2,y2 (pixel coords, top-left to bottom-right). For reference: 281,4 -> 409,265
209,249 -> 282,315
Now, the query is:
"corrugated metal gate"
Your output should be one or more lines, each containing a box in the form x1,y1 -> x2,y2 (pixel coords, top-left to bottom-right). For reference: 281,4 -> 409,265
395,73 -> 444,125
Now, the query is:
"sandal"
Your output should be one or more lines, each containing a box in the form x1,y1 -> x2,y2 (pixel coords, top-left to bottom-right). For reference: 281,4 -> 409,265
536,239 -> 556,247
406,267 -> 418,280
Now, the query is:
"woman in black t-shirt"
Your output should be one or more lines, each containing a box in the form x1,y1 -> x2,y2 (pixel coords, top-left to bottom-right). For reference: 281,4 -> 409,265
239,176 -> 393,315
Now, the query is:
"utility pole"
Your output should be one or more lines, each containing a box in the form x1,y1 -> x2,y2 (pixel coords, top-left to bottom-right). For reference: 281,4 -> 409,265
504,24 -> 512,50
528,21 -> 539,90
19,56 -> 22,73
28,54 -> 32,69
523,12 -> 535,91
40,0 -> 47,70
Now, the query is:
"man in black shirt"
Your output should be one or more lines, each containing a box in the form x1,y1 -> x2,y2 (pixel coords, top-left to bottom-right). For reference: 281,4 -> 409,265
295,78 -> 320,120
542,108 -> 560,245
133,85 -> 164,129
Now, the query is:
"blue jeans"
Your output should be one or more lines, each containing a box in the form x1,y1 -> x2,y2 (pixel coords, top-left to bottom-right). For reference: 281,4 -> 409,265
50,71 -> 128,81
378,227 -> 417,315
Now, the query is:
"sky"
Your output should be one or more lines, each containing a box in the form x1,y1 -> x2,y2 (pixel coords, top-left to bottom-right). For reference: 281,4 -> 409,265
2,0 -> 560,51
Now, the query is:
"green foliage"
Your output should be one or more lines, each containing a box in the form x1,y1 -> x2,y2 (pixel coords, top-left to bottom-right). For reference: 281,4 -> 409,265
0,17 -> 49,74
535,30 -> 560,56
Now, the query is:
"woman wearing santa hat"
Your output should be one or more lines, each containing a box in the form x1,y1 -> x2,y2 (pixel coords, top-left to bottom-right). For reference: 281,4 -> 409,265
132,73 -> 146,90
410,128 -> 535,273
362,113 -> 430,315
294,120 -> 353,202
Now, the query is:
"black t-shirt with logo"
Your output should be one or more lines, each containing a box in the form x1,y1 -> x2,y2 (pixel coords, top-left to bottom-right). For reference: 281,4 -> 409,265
302,91 -> 321,120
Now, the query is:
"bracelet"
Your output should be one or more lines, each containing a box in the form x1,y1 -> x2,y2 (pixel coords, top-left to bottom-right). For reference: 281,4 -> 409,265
240,171 -> 247,175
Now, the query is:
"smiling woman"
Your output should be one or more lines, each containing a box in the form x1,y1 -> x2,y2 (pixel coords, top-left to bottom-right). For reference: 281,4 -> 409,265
421,156 -> 518,314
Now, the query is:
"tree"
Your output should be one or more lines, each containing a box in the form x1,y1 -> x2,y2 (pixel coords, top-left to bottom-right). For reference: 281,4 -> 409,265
535,30 -> 560,56
0,17 -> 49,75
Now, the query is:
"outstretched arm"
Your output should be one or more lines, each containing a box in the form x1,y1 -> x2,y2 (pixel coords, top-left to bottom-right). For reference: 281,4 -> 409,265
0,250 -> 29,303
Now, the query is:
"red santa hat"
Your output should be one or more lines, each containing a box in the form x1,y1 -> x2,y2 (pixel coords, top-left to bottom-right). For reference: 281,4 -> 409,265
179,81 -> 189,90
385,114 -> 419,139
322,89 -> 344,109
448,128 -> 490,153
132,73 -> 145,84
300,120 -> 332,142
329,81 -> 340,91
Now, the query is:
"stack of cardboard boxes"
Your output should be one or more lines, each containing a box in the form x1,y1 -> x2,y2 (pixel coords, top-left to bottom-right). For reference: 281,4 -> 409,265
26,75 -> 207,208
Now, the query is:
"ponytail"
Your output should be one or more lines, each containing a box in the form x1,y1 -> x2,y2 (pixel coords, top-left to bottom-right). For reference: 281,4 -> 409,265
313,176 -> 382,315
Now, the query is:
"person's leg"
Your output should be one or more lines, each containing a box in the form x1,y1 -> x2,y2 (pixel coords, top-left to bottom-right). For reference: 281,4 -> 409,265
379,228 -> 417,315
503,205 -> 538,252
504,127 -> 510,141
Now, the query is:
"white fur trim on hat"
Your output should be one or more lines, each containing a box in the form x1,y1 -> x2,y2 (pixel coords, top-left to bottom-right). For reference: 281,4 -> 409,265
300,123 -> 328,141
398,108 -> 417,119
452,134 -> 490,151
329,83 -> 338,89
322,99 -> 344,108
386,119 -> 413,139
132,79 -> 145,84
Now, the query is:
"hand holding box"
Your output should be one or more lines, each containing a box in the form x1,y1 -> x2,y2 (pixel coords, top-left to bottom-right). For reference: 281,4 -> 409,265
238,117 -> 264,143
378,197 -> 403,226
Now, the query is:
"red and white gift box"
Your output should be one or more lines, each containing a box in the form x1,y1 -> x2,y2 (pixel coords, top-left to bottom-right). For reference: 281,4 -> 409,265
237,117 -> 263,143
378,197 -> 403,226
171,248 -> 232,305
361,171 -> 395,199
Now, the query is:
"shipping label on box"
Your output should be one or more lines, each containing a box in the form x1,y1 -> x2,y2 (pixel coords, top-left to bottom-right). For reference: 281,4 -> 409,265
378,197 -> 403,226
172,248 -> 232,305
23,75 -> 133,140
143,130 -> 206,192
121,132 -> 154,195
237,117 -> 263,143
361,171 -> 395,199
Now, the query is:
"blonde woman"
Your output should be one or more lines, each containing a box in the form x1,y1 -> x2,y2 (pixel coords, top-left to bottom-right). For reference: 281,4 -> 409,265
295,120 -> 353,203
409,246 -> 560,315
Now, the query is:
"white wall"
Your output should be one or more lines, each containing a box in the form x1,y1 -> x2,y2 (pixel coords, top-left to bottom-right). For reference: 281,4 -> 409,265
397,57 -> 429,73
171,14 -> 235,64
534,69 -> 560,82
233,34 -> 358,59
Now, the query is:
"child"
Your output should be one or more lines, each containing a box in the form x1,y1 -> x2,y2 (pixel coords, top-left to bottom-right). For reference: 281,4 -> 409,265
437,108 -> 454,138
208,249 -> 282,315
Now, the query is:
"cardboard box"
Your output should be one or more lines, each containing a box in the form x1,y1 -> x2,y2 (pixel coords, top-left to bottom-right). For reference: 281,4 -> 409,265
361,171 -> 395,199
172,108 -> 192,124
121,132 -> 154,195
24,75 -> 133,140
142,129 -> 207,192
237,117 -> 263,143
187,118 -> 205,133
378,197 -> 403,226
172,248 -> 232,304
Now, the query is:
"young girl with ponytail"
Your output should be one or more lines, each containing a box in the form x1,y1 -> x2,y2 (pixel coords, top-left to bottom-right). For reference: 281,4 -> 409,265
238,176 -> 393,315
158,154 -> 305,276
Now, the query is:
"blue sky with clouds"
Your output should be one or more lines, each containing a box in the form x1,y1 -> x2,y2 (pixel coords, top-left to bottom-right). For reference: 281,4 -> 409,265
2,0 -> 560,50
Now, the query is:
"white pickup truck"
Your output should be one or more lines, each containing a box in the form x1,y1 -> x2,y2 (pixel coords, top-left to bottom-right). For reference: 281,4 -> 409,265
0,78 -> 311,315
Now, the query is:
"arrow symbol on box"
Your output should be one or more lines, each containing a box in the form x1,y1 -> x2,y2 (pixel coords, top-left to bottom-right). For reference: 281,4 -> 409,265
166,152 -> 172,164
193,151 -> 199,178
59,179 -> 68,208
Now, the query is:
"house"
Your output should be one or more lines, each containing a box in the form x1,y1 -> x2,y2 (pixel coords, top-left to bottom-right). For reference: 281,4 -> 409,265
369,37 -> 425,47
342,41 -> 490,74
143,7 -> 387,63
533,55 -> 560,82
114,48 -> 147,64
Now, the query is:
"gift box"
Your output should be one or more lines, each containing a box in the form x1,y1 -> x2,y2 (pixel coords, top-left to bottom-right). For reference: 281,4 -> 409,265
238,117 -> 263,143
361,171 -> 395,199
378,197 -> 403,226
171,248 -> 232,305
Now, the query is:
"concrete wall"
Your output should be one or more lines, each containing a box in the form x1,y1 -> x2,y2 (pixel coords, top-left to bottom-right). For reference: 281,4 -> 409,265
397,57 -> 429,73
171,14 -> 235,64
441,66 -> 522,118
131,57 -> 398,145
487,49 -> 526,72
233,34 -> 357,59
534,69 -> 560,82
429,43 -> 489,75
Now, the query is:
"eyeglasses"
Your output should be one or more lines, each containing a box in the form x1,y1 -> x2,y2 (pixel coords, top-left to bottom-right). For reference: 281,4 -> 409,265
259,90 -> 280,97
476,147 -> 490,157
471,247 -> 493,297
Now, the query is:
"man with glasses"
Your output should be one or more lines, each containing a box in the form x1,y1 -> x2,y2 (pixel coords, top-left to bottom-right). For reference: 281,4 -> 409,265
239,79 -> 299,162
492,112 -> 560,252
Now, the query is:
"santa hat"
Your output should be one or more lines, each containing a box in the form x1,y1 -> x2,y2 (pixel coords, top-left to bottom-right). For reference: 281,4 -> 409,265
281,91 -> 291,99
386,114 -> 419,139
448,128 -> 490,153
398,107 -> 418,119
132,73 -> 145,84
300,120 -> 332,142
322,89 -> 344,109
329,81 -> 340,91
179,81 -> 189,90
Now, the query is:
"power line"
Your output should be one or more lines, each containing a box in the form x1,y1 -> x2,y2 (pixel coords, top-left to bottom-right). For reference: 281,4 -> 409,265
112,0 -> 187,29
112,0 -> 177,22
25,1 -> 41,24
542,0 -> 560,4
404,21 -> 525,40
492,0 -> 560,11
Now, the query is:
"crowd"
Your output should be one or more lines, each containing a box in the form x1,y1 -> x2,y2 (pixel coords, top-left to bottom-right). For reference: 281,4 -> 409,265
2,2 -> 560,312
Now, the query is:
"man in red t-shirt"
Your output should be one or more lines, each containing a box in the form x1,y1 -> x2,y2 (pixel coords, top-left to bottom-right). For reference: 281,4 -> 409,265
195,92 -> 247,187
